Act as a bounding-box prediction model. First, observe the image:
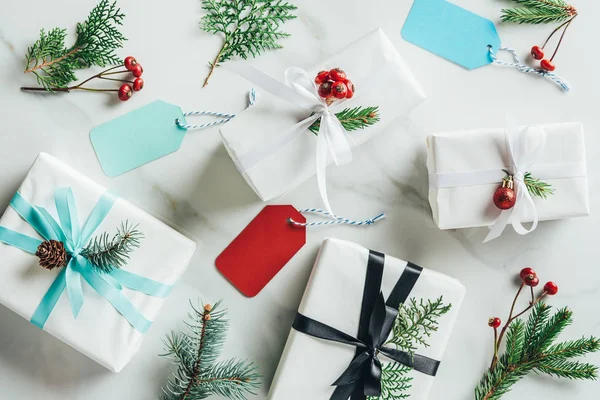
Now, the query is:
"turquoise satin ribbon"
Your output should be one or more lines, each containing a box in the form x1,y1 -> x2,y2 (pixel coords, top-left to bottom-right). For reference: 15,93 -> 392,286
0,188 -> 172,333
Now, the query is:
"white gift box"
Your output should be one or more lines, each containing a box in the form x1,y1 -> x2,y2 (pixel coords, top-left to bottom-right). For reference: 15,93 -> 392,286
0,153 -> 196,372
269,238 -> 465,400
427,122 -> 590,230
220,28 -> 426,201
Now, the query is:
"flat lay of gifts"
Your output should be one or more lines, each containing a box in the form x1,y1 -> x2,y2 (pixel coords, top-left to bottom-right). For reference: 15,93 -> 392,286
3,15 -> 595,400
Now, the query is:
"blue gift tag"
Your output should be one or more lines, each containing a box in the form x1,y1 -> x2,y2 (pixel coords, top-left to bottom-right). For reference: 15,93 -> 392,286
90,101 -> 187,177
402,0 -> 501,69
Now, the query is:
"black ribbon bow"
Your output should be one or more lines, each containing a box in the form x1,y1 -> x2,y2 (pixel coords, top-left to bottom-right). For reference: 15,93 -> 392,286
292,250 -> 440,400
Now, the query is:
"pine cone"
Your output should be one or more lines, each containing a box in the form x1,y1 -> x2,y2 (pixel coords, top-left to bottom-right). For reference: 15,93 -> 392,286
36,240 -> 68,270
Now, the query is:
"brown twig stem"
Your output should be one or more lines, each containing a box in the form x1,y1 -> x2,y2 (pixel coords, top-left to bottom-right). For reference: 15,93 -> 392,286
203,45 -> 225,87
24,47 -> 81,73
21,64 -> 126,93
180,307 -> 211,400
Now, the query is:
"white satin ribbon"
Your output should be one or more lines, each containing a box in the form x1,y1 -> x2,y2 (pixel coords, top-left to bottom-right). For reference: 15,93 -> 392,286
225,63 -> 356,218
483,115 -> 546,242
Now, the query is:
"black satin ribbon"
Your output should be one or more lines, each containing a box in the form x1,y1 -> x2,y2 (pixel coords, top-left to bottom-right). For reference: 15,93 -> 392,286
291,250 -> 441,400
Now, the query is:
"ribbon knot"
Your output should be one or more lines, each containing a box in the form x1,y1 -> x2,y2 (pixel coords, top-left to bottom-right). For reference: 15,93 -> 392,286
484,114 -> 547,242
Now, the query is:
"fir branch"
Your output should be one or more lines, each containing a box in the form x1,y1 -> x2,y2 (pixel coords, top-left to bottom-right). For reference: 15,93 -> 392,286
387,296 -> 452,355
160,301 -> 261,400
81,221 -> 143,273
200,0 -> 297,86
24,0 -> 126,90
504,0 -> 570,13
500,8 -> 572,24
475,303 -> 600,400
503,171 -> 554,199
308,106 -> 380,134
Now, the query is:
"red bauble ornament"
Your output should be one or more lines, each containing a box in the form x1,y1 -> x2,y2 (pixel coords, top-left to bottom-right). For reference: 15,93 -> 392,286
118,84 -> 133,101
315,70 -> 330,85
124,56 -> 137,70
493,176 -> 516,210
540,59 -> 556,72
488,317 -> 502,328
329,68 -> 346,82
544,281 -> 559,295
132,78 -> 144,91
331,81 -> 348,99
531,46 -> 544,60
318,82 -> 333,98
131,64 -> 144,78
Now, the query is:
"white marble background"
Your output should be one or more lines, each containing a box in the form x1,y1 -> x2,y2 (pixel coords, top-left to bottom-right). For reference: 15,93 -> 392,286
0,0 -> 599,399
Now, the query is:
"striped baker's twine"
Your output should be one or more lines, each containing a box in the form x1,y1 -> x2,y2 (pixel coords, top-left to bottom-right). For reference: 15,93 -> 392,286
175,88 -> 257,130
288,208 -> 386,227
489,46 -> 571,92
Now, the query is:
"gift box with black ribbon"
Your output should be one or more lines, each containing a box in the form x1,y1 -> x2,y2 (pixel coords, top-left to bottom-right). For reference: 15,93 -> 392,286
269,238 -> 465,400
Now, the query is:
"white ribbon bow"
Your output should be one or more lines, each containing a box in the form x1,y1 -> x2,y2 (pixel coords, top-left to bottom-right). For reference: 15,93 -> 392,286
226,63 -> 356,218
484,114 -> 547,242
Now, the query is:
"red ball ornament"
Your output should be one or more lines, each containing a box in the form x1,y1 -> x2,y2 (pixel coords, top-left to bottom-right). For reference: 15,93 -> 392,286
540,59 -> 556,72
329,68 -> 346,82
124,56 -> 137,71
544,281 -> 559,295
493,176 -> 516,210
118,84 -> 133,101
331,81 -> 348,99
531,46 -> 544,60
488,317 -> 502,328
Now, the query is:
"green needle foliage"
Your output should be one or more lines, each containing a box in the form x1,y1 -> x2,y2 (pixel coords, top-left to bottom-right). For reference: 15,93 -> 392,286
475,303 -> 600,400
159,301 -> 261,400
308,106 -> 380,134
501,0 -> 577,24
503,172 -> 555,199
200,0 -> 297,86
81,221 -> 143,273
368,297 -> 452,400
24,0 -> 126,90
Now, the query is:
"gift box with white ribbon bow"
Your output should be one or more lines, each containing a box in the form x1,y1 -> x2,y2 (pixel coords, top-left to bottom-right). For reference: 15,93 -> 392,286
220,28 -> 425,214
268,238 -> 465,400
426,116 -> 589,240
0,153 -> 196,372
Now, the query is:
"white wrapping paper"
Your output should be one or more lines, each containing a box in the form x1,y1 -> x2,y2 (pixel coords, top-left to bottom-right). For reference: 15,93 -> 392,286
220,28 -> 426,201
0,153 -> 196,372
269,238 -> 465,400
427,123 -> 589,230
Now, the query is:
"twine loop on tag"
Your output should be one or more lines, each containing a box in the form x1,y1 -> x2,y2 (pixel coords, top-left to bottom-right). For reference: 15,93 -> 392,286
175,89 -> 257,130
488,46 -> 570,92
287,209 -> 386,227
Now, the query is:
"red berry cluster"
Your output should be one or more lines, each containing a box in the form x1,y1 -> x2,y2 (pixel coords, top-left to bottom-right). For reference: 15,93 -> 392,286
118,56 -> 144,101
315,68 -> 354,102
530,16 -> 577,72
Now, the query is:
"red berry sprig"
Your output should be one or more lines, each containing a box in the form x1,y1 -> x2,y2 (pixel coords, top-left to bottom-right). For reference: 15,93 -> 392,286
530,15 -> 577,72
488,267 -> 559,370
315,68 -> 354,105
21,56 -> 144,102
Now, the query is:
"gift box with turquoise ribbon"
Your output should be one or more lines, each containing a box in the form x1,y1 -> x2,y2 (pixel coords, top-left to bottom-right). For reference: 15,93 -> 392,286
0,153 -> 196,372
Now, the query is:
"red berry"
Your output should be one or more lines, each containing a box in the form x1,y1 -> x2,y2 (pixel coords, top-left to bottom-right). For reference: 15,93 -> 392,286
318,82 -> 333,98
525,275 -> 540,287
488,317 -> 501,328
329,68 -> 347,82
132,78 -> 144,91
540,59 -> 556,72
544,281 -> 559,295
131,64 -> 144,78
331,81 -> 348,99
315,70 -> 331,85
519,267 -> 537,281
345,79 -> 355,99
124,56 -> 137,71
118,84 -> 133,101
531,46 -> 544,60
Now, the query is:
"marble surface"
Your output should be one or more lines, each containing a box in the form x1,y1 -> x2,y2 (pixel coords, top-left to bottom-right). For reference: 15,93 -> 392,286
0,0 -> 599,399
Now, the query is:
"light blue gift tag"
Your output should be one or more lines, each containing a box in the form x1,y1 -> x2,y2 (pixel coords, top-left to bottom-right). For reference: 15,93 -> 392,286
90,101 -> 187,177
402,0 -> 501,69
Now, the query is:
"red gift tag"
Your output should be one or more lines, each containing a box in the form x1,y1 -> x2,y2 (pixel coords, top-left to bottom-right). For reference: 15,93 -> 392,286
216,205 -> 306,297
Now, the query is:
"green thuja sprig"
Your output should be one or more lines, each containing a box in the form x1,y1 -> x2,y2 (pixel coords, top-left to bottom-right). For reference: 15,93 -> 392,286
368,297 -> 452,400
501,0 -> 577,24
81,221 -> 143,273
159,301 -> 261,400
24,0 -> 126,91
476,303 -> 599,400
308,106 -> 380,134
200,0 -> 297,87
